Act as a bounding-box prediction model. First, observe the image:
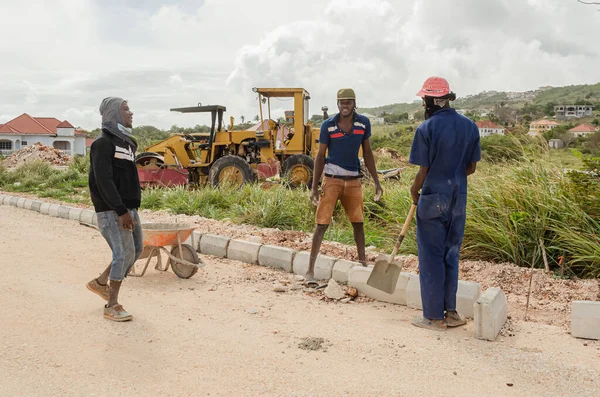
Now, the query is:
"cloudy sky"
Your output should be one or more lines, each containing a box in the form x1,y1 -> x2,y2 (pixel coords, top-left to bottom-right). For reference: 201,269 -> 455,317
1,0 -> 599,130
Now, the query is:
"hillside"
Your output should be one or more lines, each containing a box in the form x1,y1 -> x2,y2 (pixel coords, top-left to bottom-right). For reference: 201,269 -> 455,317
361,82 -> 600,116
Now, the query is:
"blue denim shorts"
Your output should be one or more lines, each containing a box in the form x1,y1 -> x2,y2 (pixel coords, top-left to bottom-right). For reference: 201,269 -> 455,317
97,209 -> 144,281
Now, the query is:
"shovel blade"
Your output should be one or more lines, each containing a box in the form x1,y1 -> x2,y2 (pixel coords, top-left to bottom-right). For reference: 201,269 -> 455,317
366,256 -> 403,294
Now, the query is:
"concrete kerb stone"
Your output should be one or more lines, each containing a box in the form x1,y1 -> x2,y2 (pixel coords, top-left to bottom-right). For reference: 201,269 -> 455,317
199,234 -> 230,258
332,260 -> 360,284
258,245 -> 296,272
68,207 -> 83,221
31,201 -> 42,212
348,266 -> 412,305
23,199 -> 34,210
79,210 -> 96,225
16,198 -> 26,208
456,280 -> 482,319
185,231 -> 203,252
10,197 -> 18,206
48,204 -> 60,218
474,287 -> 508,342
293,251 -> 336,280
0,194 -> 7,205
6,195 -> 15,206
58,206 -> 71,220
227,239 -> 262,265
405,274 -> 422,309
571,301 -> 600,340
40,203 -> 51,215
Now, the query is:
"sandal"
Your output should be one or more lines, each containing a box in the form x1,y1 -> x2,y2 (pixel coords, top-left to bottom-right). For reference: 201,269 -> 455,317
304,279 -> 320,288
411,315 -> 447,331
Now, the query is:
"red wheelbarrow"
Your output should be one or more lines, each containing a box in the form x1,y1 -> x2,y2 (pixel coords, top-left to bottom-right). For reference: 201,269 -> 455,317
130,223 -> 206,279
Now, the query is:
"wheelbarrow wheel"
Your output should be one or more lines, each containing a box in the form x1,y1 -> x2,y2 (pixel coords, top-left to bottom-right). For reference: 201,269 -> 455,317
168,244 -> 199,279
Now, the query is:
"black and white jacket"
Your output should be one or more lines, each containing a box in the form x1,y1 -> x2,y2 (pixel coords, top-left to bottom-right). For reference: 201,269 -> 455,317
88,129 -> 141,216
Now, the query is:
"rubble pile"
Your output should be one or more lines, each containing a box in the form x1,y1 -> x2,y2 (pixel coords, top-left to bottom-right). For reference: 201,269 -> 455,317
2,143 -> 72,167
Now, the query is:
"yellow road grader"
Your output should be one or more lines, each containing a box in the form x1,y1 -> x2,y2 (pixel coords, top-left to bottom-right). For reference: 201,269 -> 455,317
136,87 -> 320,189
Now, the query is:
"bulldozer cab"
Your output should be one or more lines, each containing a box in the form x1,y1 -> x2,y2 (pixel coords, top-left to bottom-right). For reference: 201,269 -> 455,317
253,88 -> 315,156
170,104 -> 226,156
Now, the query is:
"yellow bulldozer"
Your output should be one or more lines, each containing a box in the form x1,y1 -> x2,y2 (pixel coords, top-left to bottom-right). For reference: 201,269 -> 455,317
136,87 -> 321,189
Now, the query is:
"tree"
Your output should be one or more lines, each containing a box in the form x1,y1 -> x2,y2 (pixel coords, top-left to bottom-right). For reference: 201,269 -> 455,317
543,102 -> 557,117
254,115 -> 259,122
240,115 -> 245,123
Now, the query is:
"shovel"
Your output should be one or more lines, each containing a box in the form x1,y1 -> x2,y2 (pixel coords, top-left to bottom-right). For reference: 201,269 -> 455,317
367,204 -> 417,294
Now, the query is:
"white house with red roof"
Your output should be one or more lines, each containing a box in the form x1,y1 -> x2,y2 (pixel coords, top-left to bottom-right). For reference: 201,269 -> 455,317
475,120 -> 506,138
568,123 -> 599,138
0,113 -> 86,156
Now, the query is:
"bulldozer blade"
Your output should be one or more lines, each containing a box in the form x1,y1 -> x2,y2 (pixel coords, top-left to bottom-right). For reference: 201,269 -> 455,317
366,255 -> 404,294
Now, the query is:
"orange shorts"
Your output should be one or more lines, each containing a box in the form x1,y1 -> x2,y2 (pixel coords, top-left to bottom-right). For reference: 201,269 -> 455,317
315,176 -> 364,225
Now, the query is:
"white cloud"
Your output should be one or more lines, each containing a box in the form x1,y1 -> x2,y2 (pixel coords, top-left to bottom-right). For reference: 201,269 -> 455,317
0,0 -> 598,131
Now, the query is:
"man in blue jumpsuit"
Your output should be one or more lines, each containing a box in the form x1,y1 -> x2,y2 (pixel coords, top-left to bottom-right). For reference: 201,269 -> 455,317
408,77 -> 481,331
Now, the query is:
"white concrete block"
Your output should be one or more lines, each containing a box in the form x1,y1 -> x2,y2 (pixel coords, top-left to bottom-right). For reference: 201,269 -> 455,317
293,251 -> 336,280
79,210 -> 95,225
48,204 -> 60,217
31,201 -> 42,212
227,239 -> 262,265
184,231 -> 202,252
199,234 -> 230,258
405,274 -> 422,309
1,195 -> 8,205
0,194 -> 5,204
23,199 -> 34,210
457,280 -> 482,319
58,206 -> 71,219
348,266 -> 412,305
16,198 -> 26,208
474,287 -> 507,342
5,195 -> 14,205
258,245 -> 295,272
571,301 -> 600,340
68,208 -> 82,221
332,260 -> 360,284
40,203 -> 51,215
9,197 -> 18,206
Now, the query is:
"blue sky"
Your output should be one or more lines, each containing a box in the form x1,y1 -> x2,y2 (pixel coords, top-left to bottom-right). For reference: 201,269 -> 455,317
1,0 -> 599,130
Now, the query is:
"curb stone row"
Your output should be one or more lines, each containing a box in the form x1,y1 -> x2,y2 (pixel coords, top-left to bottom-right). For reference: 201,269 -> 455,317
4,193 -> 596,341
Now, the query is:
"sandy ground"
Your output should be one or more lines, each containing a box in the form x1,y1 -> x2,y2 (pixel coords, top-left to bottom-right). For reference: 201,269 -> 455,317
1,205 -> 599,397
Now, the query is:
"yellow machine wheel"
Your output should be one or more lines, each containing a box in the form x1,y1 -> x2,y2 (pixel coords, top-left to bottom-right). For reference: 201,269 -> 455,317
209,156 -> 255,188
282,154 -> 314,189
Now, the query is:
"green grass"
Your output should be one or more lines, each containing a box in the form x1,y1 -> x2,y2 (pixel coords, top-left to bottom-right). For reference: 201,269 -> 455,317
2,146 -> 600,278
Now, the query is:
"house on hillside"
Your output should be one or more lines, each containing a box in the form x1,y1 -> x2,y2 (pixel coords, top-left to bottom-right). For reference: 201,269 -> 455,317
528,119 -> 559,136
0,113 -> 86,156
362,113 -> 385,125
568,123 -> 599,137
554,105 -> 593,120
475,120 -> 506,138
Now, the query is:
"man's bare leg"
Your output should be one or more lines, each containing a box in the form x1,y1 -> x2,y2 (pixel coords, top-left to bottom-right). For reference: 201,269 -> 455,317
107,280 -> 122,307
352,222 -> 367,266
96,265 -> 111,286
306,224 -> 328,284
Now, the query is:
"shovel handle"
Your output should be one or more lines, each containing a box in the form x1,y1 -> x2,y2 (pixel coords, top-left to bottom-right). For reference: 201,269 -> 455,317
390,204 -> 417,259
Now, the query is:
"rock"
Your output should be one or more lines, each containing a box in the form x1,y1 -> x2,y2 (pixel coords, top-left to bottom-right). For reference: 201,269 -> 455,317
324,279 -> 345,300
273,286 -> 288,293
247,308 -> 259,314
341,298 -> 352,304
346,287 -> 358,298
294,275 -> 305,282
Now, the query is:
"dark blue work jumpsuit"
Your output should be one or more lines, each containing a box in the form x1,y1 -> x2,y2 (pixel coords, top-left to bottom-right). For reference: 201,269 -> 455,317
408,108 -> 481,320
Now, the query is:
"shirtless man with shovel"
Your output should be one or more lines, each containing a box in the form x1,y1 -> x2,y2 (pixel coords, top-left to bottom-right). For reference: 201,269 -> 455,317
305,88 -> 383,287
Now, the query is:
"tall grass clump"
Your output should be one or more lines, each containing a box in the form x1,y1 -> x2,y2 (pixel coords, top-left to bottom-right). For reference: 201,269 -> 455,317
464,155 -> 600,278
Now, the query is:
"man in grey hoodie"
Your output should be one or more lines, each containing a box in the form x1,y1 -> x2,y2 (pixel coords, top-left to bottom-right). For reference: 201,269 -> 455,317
86,97 -> 143,322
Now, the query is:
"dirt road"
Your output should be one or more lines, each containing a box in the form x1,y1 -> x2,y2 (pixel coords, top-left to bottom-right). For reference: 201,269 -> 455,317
1,205 -> 598,396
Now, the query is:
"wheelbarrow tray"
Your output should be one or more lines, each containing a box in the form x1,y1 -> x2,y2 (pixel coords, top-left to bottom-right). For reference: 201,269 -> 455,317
141,223 -> 196,247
